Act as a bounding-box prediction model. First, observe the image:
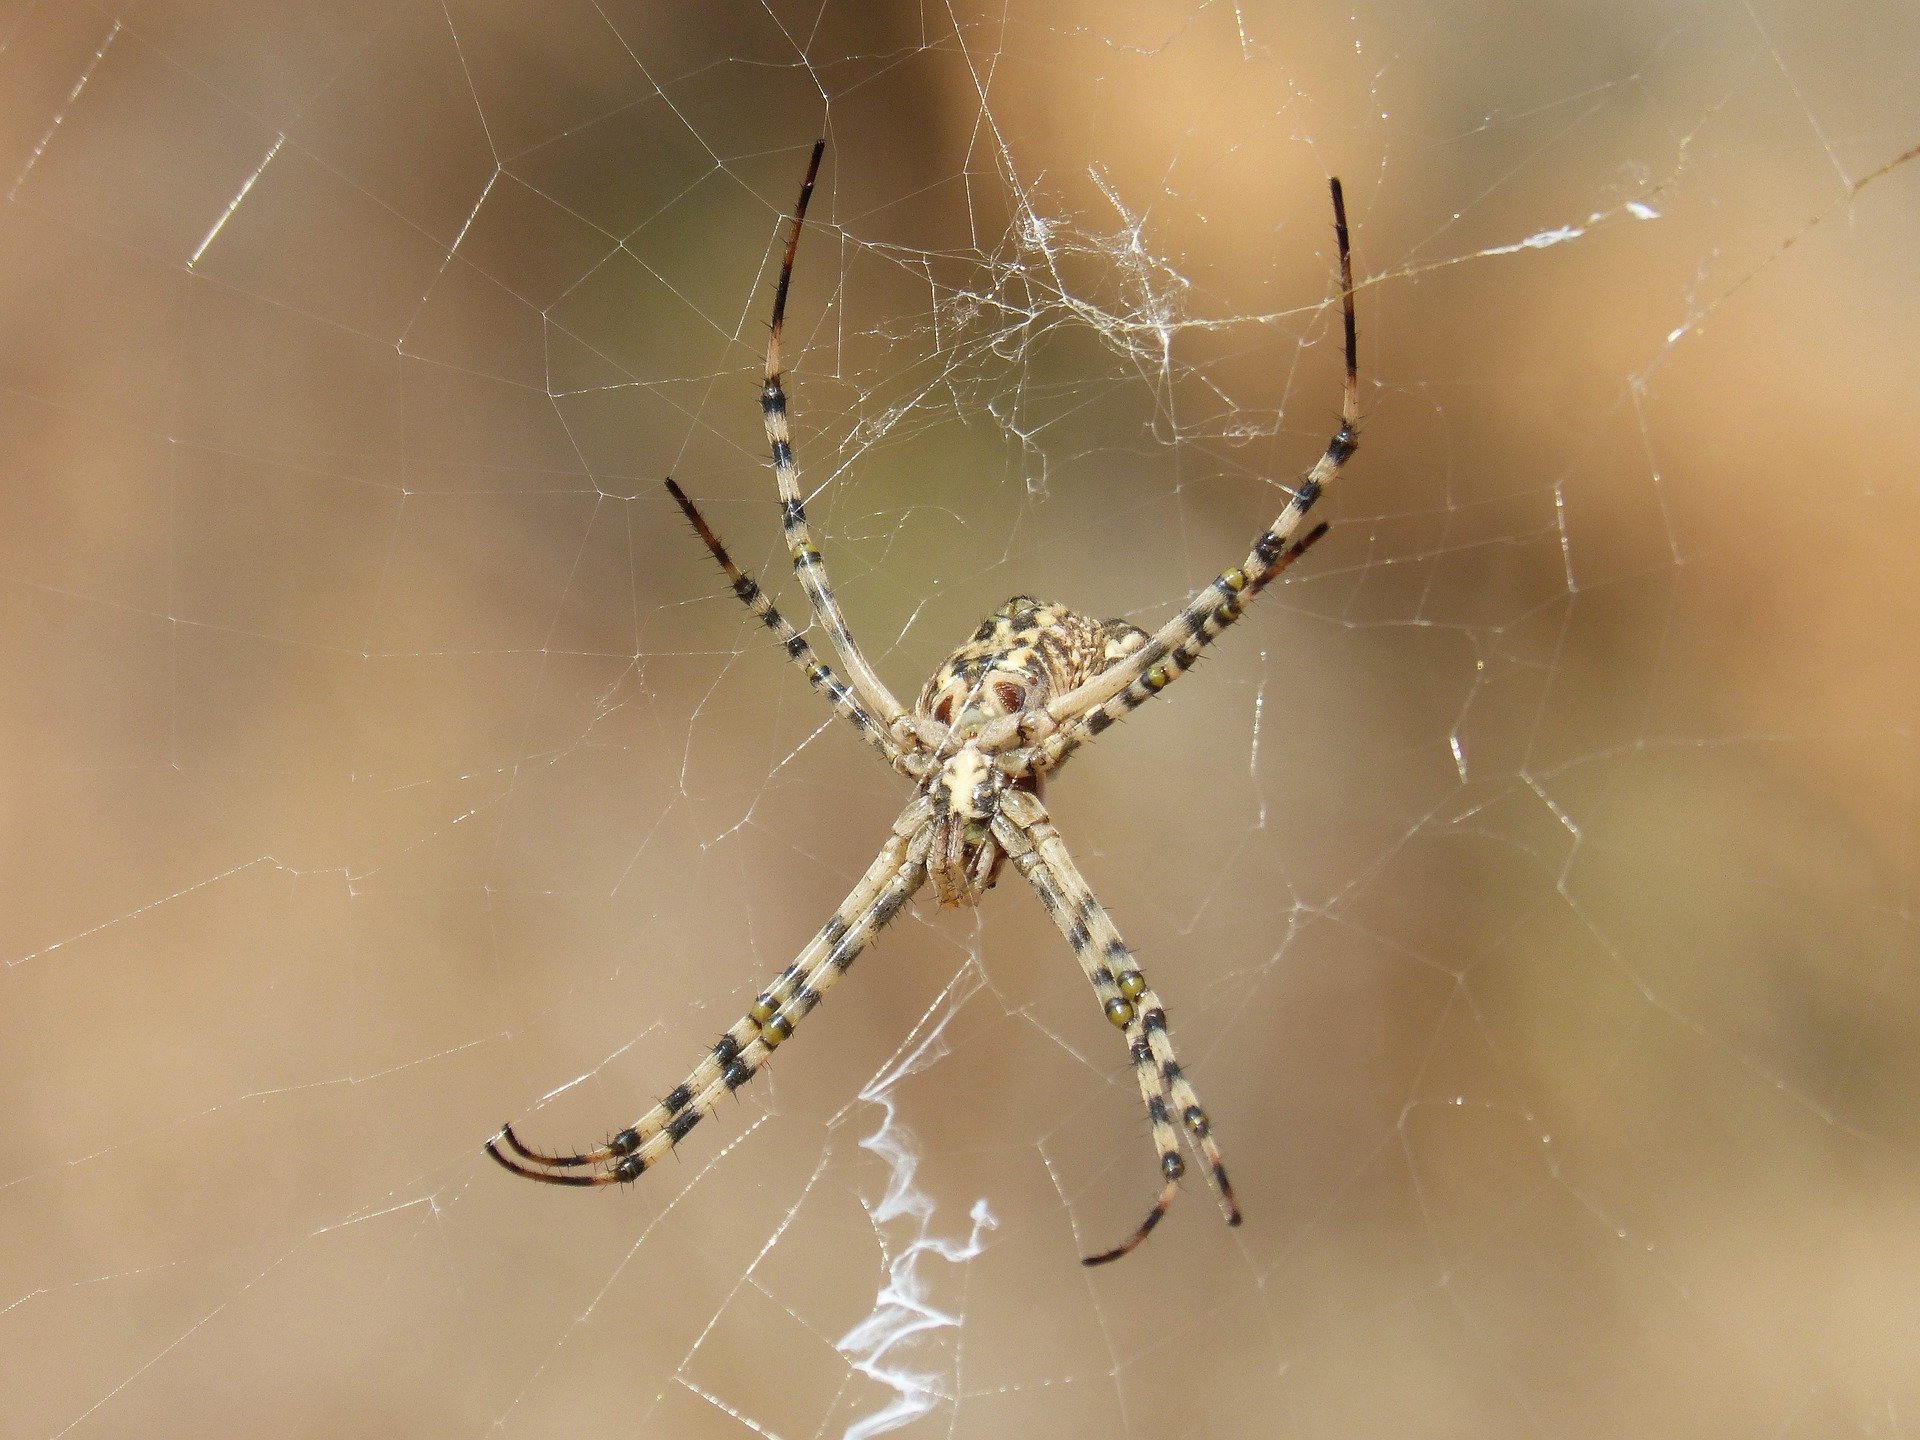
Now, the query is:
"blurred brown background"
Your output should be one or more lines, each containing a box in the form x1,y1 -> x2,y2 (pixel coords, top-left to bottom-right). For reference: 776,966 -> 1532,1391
1,2 -> 1916,1437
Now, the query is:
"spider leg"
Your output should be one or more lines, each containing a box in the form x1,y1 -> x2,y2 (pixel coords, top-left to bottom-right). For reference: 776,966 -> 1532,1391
665,479 -> 911,772
992,792 -> 1240,1265
1041,177 -> 1358,743
489,799 -> 933,1185
762,139 -> 908,727
1029,522 -> 1329,772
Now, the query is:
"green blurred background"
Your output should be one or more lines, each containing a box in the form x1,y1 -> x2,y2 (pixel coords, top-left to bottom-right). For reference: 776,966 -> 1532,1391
1,2 -> 1915,1437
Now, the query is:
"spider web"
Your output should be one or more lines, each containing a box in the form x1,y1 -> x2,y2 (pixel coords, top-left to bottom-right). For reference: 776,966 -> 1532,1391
4,2 -> 1917,1437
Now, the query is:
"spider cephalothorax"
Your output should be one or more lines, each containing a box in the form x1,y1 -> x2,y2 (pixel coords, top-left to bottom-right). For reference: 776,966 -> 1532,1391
490,141 -> 1361,1266
924,744 -> 1011,906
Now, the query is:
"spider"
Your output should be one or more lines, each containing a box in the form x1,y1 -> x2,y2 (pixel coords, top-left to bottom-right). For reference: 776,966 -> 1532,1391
489,141 -> 1359,1265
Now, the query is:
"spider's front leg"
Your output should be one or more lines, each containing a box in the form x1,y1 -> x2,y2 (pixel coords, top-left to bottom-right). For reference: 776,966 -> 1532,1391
489,798 -> 933,1185
991,790 -> 1241,1265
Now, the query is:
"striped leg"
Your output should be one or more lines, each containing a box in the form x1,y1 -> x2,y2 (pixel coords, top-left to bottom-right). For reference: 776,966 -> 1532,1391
992,792 -> 1240,1265
1028,523 -> 1328,772
762,139 -> 907,727
665,479 -> 909,771
489,800 -> 933,1185
1043,176 -> 1358,735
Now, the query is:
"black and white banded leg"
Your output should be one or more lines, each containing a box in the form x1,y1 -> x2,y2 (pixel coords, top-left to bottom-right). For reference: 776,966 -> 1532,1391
489,803 -> 932,1185
1035,177 -> 1359,763
994,791 -> 1240,1264
760,139 -> 907,731
665,478 -> 915,773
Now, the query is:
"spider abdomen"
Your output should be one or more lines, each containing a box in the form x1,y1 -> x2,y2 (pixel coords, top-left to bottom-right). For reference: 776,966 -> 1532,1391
918,597 -> 1148,735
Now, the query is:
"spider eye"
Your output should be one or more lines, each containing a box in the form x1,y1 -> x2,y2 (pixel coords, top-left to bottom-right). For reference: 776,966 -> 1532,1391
994,681 -> 1026,713
933,695 -> 955,726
